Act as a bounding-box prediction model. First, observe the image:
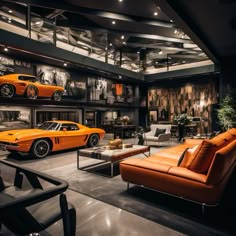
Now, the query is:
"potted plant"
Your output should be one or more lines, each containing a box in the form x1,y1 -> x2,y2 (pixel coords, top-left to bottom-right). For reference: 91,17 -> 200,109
173,113 -> 192,141
217,95 -> 236,131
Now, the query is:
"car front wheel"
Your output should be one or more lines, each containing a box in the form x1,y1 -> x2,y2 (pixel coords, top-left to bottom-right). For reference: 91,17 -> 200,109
52,90 -> 62,101
0,84 -> 15,97
87,134 -> 99,147
31,139 -> 50,158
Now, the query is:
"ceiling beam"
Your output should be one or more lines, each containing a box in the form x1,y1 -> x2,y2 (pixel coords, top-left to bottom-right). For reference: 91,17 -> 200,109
152,0 -> 219,63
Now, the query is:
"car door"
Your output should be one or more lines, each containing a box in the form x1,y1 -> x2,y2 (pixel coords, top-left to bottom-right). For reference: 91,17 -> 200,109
58,123 -> 88,149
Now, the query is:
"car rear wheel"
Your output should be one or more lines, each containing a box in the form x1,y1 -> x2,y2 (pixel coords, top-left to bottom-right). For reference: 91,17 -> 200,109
52,90 -> 62,101
0,84 -> 15,97
25,85 -> 38,99
87,134 -> 99,147
31,139 -> 50,158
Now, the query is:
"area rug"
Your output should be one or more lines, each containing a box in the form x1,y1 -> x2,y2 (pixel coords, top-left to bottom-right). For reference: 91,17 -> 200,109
66,163 -> 233,236
15,149 -> 235,236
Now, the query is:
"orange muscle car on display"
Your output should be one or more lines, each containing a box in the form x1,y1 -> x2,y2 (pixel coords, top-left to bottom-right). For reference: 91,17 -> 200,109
0,121 -> 105,158
0,74 -> 64,101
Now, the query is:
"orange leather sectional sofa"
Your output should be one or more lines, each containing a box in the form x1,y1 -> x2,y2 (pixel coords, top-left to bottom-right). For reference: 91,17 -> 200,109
120,128 -> 236,208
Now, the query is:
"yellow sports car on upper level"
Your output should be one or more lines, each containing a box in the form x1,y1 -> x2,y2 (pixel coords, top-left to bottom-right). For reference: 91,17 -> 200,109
0,74 -> 64,101
0,120 -> 105,158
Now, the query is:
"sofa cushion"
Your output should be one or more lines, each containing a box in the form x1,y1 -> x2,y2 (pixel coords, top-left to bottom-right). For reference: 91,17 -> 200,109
187,140 -> 214,174
154,128 -> 166,137
177,148 -> 190,166
227,128 -> 236,137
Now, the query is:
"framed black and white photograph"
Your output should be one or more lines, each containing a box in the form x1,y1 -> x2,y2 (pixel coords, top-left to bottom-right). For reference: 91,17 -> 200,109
0,106 -> 31,130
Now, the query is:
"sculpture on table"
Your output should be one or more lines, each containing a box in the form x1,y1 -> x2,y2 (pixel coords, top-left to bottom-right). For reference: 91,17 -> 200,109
109,138 -> 123,149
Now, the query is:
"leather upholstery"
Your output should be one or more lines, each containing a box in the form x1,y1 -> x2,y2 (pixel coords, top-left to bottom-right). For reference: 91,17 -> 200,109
120,129 -> 236,205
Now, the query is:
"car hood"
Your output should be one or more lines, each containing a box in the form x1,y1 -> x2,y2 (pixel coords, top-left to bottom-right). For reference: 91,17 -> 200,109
0,129 -> 49,142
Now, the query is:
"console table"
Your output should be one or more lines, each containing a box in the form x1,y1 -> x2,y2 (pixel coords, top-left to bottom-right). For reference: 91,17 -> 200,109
77,145 -> 150,177
113,125 -> 136,139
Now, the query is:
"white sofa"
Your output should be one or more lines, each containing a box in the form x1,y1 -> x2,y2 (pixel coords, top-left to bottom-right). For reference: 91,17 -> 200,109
143,124 -> 171,145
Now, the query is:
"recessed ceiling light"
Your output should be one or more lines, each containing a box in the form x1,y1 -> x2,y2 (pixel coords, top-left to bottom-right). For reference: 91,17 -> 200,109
122,42 -> 126,45
8,18 -> 12,23
8,9 -> 13,13
182,60 -> 186,63
112,21 -> 116,25
158,50 -> 163,55
4,47 -> 8,52
63,62 -> 67,66
119,0 -> 123,2
137,51 -> 140,54
154,12 -> 158,16
170,19 -> 173,22
121,35 -> 124,39
174,29 -> 178,34
109,43 -> 112,46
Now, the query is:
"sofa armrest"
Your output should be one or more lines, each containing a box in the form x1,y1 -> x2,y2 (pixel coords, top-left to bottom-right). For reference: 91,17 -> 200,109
168,166 -> 207,183
144,131 -> 153,136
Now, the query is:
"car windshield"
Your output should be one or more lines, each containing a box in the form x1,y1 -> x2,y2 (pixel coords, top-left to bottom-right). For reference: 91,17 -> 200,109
38,122 -> 60,131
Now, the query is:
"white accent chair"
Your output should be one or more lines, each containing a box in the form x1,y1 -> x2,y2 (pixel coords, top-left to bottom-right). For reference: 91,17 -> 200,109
143,124 -> 171,145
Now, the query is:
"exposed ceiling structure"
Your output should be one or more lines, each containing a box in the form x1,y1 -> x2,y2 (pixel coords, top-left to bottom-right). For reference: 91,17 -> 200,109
0,0 -> 211,74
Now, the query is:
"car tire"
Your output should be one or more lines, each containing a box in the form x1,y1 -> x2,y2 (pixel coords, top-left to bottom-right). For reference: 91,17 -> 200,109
52,90 -> 62,101
87,134 -> 99,147
25,85 -> 38,99
0,84 -> 15,97
31,139 -> 50,158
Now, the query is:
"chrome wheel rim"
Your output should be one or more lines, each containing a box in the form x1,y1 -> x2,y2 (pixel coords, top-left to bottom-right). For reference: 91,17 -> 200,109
0,84 -> 14,97
53,91 -> 62,101
34,140 -> 49,158
89,134 -> 99,147
26,85 -> 37,99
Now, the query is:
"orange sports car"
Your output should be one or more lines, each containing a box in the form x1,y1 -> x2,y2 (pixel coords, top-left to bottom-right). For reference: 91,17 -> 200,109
0,120 -> 105,158
0,74 -> 64,101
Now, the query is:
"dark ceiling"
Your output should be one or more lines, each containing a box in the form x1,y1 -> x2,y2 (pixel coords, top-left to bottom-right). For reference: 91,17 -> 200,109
1,0 -> 236,76
154,0 -> 236,63
0,0 -> 211,74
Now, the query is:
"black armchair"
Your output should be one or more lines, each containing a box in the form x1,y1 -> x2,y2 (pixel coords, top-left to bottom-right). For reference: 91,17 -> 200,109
0,160 -> 76,236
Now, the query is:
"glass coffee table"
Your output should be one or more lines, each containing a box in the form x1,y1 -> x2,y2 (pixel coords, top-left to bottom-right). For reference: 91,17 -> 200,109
77,145 -> 150,177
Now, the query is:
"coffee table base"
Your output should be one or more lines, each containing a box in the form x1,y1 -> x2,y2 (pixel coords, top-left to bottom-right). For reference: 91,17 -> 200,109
77,145 -> 150,177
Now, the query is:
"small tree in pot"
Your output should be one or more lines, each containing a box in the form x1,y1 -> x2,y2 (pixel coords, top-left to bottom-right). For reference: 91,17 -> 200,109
173,113 -> 192,141
217,95 -> 236,131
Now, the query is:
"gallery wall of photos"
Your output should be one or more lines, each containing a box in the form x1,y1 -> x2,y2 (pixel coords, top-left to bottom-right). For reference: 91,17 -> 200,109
148,79 -> 219,132
0,54 -> 136,105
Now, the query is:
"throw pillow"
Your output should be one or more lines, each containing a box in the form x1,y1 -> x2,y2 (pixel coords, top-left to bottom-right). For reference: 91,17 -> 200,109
154,128 -> 166,137
179,144 -> 200,167
188,139 -> 215,174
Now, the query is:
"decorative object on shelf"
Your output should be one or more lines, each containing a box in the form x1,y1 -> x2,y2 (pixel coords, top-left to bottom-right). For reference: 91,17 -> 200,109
173,113 -> 192,141
217,95 -> 236,131
120,115 -> 130,125
109,138 -> 123,149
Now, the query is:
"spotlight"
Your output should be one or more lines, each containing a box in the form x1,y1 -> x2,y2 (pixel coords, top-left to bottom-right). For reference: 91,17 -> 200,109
63,62 -> 67,66
154,12 -> 158,16
8,9 -> 13,13
112,20 -> 116,25
121,35 -> 124,39
4,47 -> 8,52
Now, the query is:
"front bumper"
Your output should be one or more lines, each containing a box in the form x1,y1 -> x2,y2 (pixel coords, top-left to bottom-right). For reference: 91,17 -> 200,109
0,142 -> 19,151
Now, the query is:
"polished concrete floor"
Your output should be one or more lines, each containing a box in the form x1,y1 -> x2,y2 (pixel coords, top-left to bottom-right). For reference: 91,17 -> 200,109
0,138 -> 232,235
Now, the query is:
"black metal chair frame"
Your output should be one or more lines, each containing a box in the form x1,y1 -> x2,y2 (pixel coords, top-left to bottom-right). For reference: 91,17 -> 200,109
0,159 -> 76,236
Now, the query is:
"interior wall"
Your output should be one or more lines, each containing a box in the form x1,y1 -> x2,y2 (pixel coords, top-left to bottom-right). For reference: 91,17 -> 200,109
147,76 -> 219,132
